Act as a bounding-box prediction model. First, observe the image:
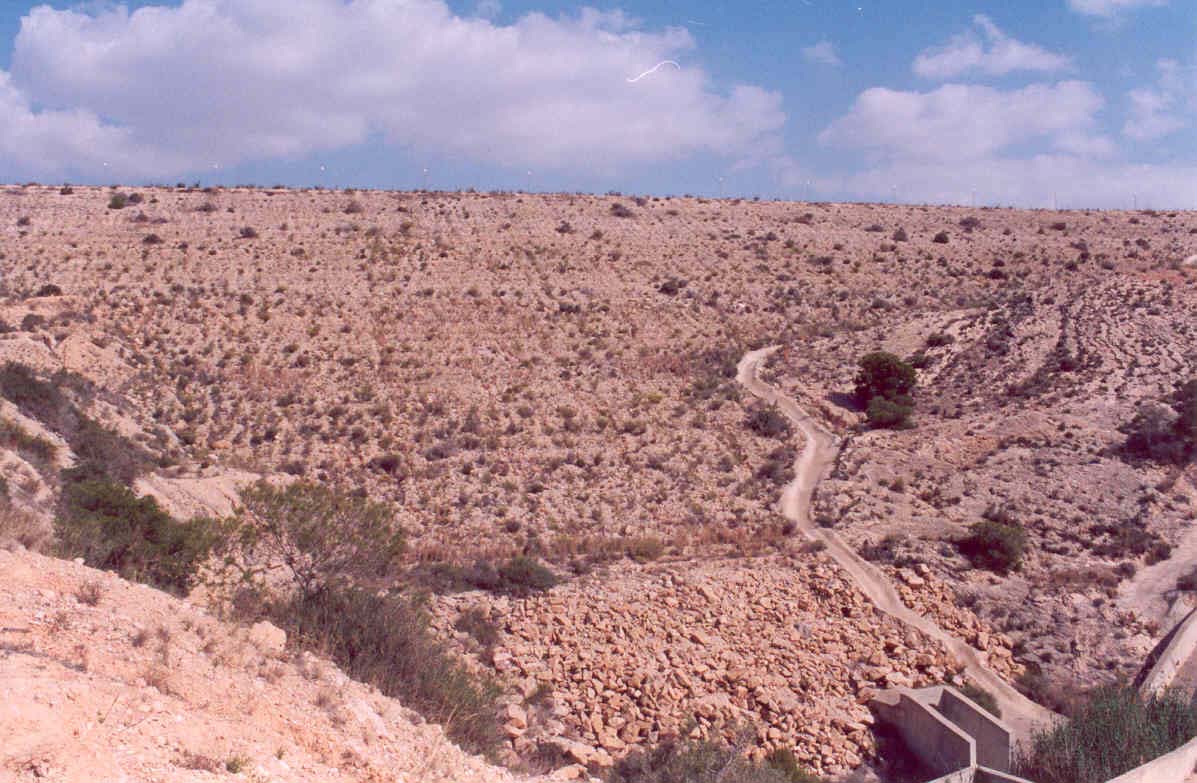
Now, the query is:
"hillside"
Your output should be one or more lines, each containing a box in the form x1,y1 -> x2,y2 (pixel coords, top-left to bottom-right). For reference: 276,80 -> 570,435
1,183 -> 1195,779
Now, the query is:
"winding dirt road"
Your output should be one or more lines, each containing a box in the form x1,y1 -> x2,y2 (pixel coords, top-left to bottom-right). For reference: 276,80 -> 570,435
737,346 -> 1058,745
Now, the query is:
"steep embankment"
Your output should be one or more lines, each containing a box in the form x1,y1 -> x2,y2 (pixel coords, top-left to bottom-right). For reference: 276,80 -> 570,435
0,548 -> 561,783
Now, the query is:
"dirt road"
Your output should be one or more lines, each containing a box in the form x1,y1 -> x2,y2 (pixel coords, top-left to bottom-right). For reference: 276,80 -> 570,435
737,346 -> 1058,746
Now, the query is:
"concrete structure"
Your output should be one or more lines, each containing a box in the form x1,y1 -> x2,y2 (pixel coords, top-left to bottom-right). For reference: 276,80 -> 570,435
871,602 -> 1197,783
1139,606 -> 1197,696
870,685 -> 1025,783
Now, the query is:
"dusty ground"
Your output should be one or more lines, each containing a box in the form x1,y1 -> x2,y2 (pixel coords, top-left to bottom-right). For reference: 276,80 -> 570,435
0,547 -> 563,783
1,184 -> 1195,774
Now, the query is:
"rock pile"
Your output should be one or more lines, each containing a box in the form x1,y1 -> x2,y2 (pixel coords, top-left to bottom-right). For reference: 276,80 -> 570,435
490,554 -> 964,776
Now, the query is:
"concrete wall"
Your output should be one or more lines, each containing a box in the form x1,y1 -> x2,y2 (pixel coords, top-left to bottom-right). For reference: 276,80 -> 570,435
1103,734 -> 1197,783
974,767 -> 1034,783
1139,607 -> 1197,695
872,691 -> 974,778
934,688 -> 1014,772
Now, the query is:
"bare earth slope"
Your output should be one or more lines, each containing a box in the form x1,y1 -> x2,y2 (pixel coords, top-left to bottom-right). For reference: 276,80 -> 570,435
0,547 -> 557,783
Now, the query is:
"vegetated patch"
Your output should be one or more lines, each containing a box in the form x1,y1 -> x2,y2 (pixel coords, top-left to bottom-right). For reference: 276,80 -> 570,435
853,352 -> 916,429
1120,379 -> 1196,466
745,404 -> 792,439
958,508 -> 1025,575
608,732 -> 825,783
0,418 -> 57,471
268,585 -> 504,756
410,555 -> 559,597
1016,685 -> 1197,783
229,480 -> 405,600
55,475 -> 219,594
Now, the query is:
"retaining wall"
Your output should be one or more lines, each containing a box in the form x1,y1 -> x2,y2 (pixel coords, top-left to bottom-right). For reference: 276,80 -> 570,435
1139,606 -> 1197,695
872,690 -> 974,778
932,688 -> 1013,772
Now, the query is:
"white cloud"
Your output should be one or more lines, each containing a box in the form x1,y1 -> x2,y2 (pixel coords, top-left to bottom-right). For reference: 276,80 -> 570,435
1067,0 -> 1167,18
1,0 -> 786,179
801,41 -> 841,67
1123,58 -> 1194,140
829,154 -> 1197,209
819,81 -> 1105,162
913,15 -> 1071,79
814,79 -> 1193,209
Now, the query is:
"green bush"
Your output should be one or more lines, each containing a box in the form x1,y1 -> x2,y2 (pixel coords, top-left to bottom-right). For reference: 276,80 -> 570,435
231,481 -> 405,599
959,520 -> 1026,574
55,477 -> 217,594
108,193 -> 128,209
746,405 -> 792,439
269,585 -> 503,756
413,556 -> 559,596
1016,686 -> 1197,783
866,397 -> 914,429
853,352 -> 916,429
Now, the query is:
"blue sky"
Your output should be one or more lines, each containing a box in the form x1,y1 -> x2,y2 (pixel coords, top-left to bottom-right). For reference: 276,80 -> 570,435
0,0 -> 1193,207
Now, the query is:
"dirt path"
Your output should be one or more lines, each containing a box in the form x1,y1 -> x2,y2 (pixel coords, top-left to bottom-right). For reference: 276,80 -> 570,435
737,346 -> 1058,746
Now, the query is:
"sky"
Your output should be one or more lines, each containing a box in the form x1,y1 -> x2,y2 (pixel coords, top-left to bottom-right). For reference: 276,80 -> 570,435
0,0 -> 1194,207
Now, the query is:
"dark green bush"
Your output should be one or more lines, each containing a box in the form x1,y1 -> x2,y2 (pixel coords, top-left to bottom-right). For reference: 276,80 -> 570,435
107,193 -> 128,209
55,477 -> 217,594
746,405 -> 792,439
269,585 -> 503,756
959,520 -> 1025,574
414,556 -> 559,596
854,352 -> 916,408
1017,686 -> 1197,783
866,396 -> 914,429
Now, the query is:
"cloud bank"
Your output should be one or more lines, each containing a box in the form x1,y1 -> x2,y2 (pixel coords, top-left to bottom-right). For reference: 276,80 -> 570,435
0,0 -> 786,179
913,15 -> 1071,79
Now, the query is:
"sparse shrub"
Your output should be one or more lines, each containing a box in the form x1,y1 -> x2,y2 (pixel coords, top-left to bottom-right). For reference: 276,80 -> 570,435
746,405 -> 792,439
35,283 -> 63,297
627,536 -> 666,562
610,202 -> 634,218
16,216 -> 30,227
0,504 -> 51,551
959,519 -> 1025,574
238,226 -> 259,239
925,332 -> 954,348
454,606 -> 500,653
495,555 -> 558,595
609,735 -> 822,783
142,233 -> 163,245
269,584 -> 503,754
932,231 -> 949,243
107,193 -> 128,210
1121,381 -> 1197,465
1016,686 -> 1197,783
343,200 -> 364,214
892,227 -> 908,242
75,579 -> 104,606
230,481 -> 405,600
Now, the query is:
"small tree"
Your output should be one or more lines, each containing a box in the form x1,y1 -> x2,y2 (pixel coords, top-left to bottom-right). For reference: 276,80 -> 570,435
232,481 -> 404,599
854,352 -> 916,428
